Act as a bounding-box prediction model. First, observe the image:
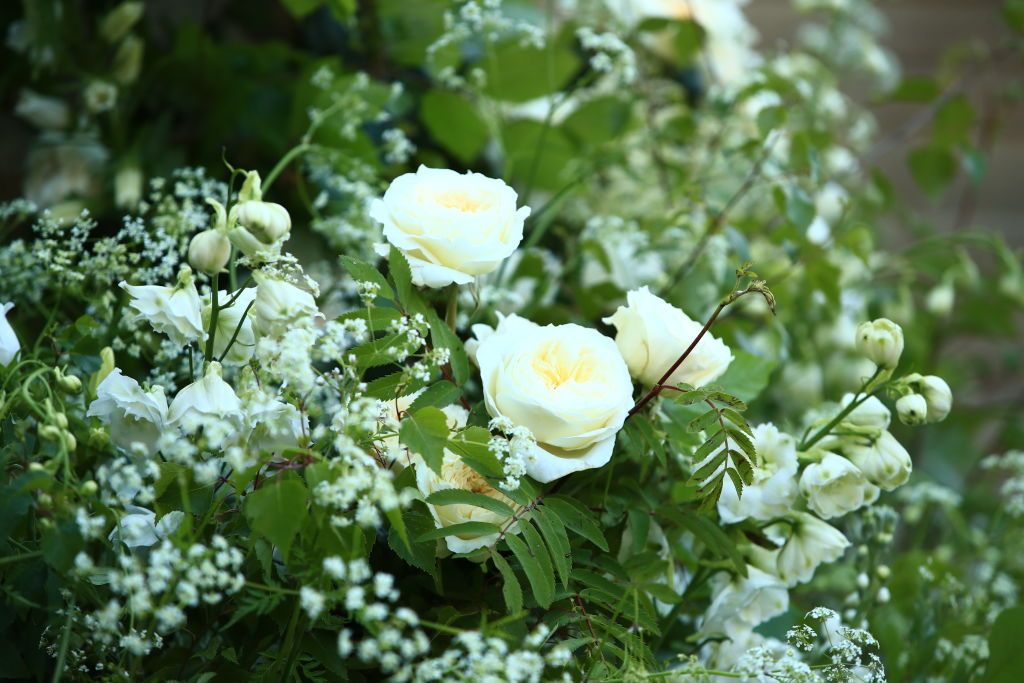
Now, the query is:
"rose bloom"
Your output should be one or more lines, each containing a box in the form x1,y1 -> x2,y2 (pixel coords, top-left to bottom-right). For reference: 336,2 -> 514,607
475,314 -> 634,483
371,166 -> 530,288
416,451 -> 518,554
604,286 -> 733,388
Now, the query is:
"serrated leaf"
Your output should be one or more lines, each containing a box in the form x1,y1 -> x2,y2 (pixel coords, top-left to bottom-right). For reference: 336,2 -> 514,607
670,509 -> 747,576
697,472 -> 725,513
727,428 -> 756,460
721,408 -> 752,436
730,450 -> 754,485
691,451 -> 726,484
426,489 -> 515,517
428,311 -> 470,385
544,495 -> 609,551
363,371 -> 411,400
447,426 -> 504,478
725,467 -> 744,499
399,407 -> 450,474
244,475 -> 308,561
694,429 -> 726,462
491,550 -> 523,615
669,386 -> 706,405
687,408 -> 721,434
339,255 -> 393,300
350,333 -> 405,370
336,306 -> 403,331
387,504 -> 439,580
705,391 -> 747,410
388,247 -> 414,306
506,523 -> 555,608
416,520 -> 502,542
533,506 -> 572,589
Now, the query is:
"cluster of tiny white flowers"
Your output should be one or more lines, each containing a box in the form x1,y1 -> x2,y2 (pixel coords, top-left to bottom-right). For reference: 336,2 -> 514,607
96,454 -> 160,506
381,128 -> 417,165
411,624 -> 570,683
981,450 -> 1024,516
576,27 -> 637,84
488,416 -> 535,490
427,0 -> 545,88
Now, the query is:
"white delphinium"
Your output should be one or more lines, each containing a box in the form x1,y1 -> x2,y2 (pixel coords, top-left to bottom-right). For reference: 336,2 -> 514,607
717,423 -> 799,524
227,171 -> 292,259
768,512 -> 850,586
253,271 -> 319,337
87,369 -> 169,455
203,286 -> 257,365
119,266 -> 204,346
108,506 -> 184,549
840,430 -> 912,492
168,361 -> 243,440
701,566 -> 789,638
0,302 -> 19,364
799,452 -> 879,519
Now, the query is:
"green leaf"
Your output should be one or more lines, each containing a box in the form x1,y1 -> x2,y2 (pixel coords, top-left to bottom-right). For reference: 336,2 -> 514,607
722,408 -> 752,436
908,145 -> 957,198
421,90 -> 489,163
350,333 -> 405,370
714,351 -> 776,403
533,506 -> 572,589
337,306 -> 403,332
670,509 -> 747,576
388,247 -> 415,307
387,503 -> 439,579
428,310 -> 470,385
364,371 -> 412,400
244,475 -> 308,561
505,522 -> 555,608
544,495 -> 609,551
425,489 -> 515,517
42,521 -> 83,572
693,429 -> 727,463
983,606 -> 1024,683
727,428 -> 756,460
408,382 -> 462,414
481,32 -> 580,102
416,520 -> 502,542
339,255 -> 393,301
491,550 -> 524,615
933,95 -> 976,147
691,451 -> 726,484
447,426 -> 504,478
399,407 -> 450,474
1006,0 -> 1024,33
687,408 -> 720,434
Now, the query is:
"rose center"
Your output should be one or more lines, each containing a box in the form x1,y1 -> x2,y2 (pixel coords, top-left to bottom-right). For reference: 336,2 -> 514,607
530,341 -> 597,389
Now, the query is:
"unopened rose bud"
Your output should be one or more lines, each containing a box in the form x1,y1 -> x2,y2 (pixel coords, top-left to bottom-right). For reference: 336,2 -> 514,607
188,229 -> 231,274
100,1 -> 144,43
855,318 -> 904,369
920,375 -> 952,423
896,393 -> 928,426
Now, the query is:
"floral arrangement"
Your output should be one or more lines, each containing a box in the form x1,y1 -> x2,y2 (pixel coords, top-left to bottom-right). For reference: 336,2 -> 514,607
2,1 -> 1023,681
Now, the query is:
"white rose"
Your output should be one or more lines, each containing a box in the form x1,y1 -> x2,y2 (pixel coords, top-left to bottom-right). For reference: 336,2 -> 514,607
253,273 -> 319,336
603,286 -> 733,388
0,302 -> 20,365
416,450 -> 518,554
87,369 -> 168,454
895,393 -> 928,426
838,393 -> 890,429
204,287 -> 257,365
168,361 -> 243,434
370,165 -> 530,288
841,430 -> 912,491
475,314 -> 634,483
799,452 -> 879,519
768,512 -> 850,586
854,318 -> 904,369
120,271 -> 204,346
701,566 -> 789,638
717,424 -> 798,524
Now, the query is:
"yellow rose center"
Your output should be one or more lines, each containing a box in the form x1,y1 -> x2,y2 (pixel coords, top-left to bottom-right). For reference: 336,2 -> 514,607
530,340 -> 597,389
434,190 -> 488,213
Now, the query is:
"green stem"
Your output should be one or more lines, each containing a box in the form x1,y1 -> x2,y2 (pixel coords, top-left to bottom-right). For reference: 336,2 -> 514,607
217,300 -> 255,363
204,273 -> 220,361
51,597 -> 76,683
798,367 -> 884,451
418,619 -> 465,636
263,143 -> 311,194
0,550 -> 43,566
279,595 -> 305,680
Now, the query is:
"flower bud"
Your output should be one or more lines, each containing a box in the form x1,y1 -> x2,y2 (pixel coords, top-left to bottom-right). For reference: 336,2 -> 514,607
39,425 -> 62,441
855,318 -> 904,369
230,201 -> 291,254
54,367 -> 83,394
895,393 -> 927,426
15,89 -> 69,130
54,412 -> 69,430
919,375 -> 952,423
188,229 -> 231,274
877,564 -> 891,580
925,280 -> 954,317
115,165 -> 143,209
100,2 -> 144,43
61,430 -> 77,452
113,34 -> 144,85
82,480 -> 99,496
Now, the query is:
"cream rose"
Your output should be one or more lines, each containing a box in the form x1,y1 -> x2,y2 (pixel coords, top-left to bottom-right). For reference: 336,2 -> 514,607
416,451 -> 518,554
370,166 -> 530,288
475,314 -> 635,483
603,286 -> 733,388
